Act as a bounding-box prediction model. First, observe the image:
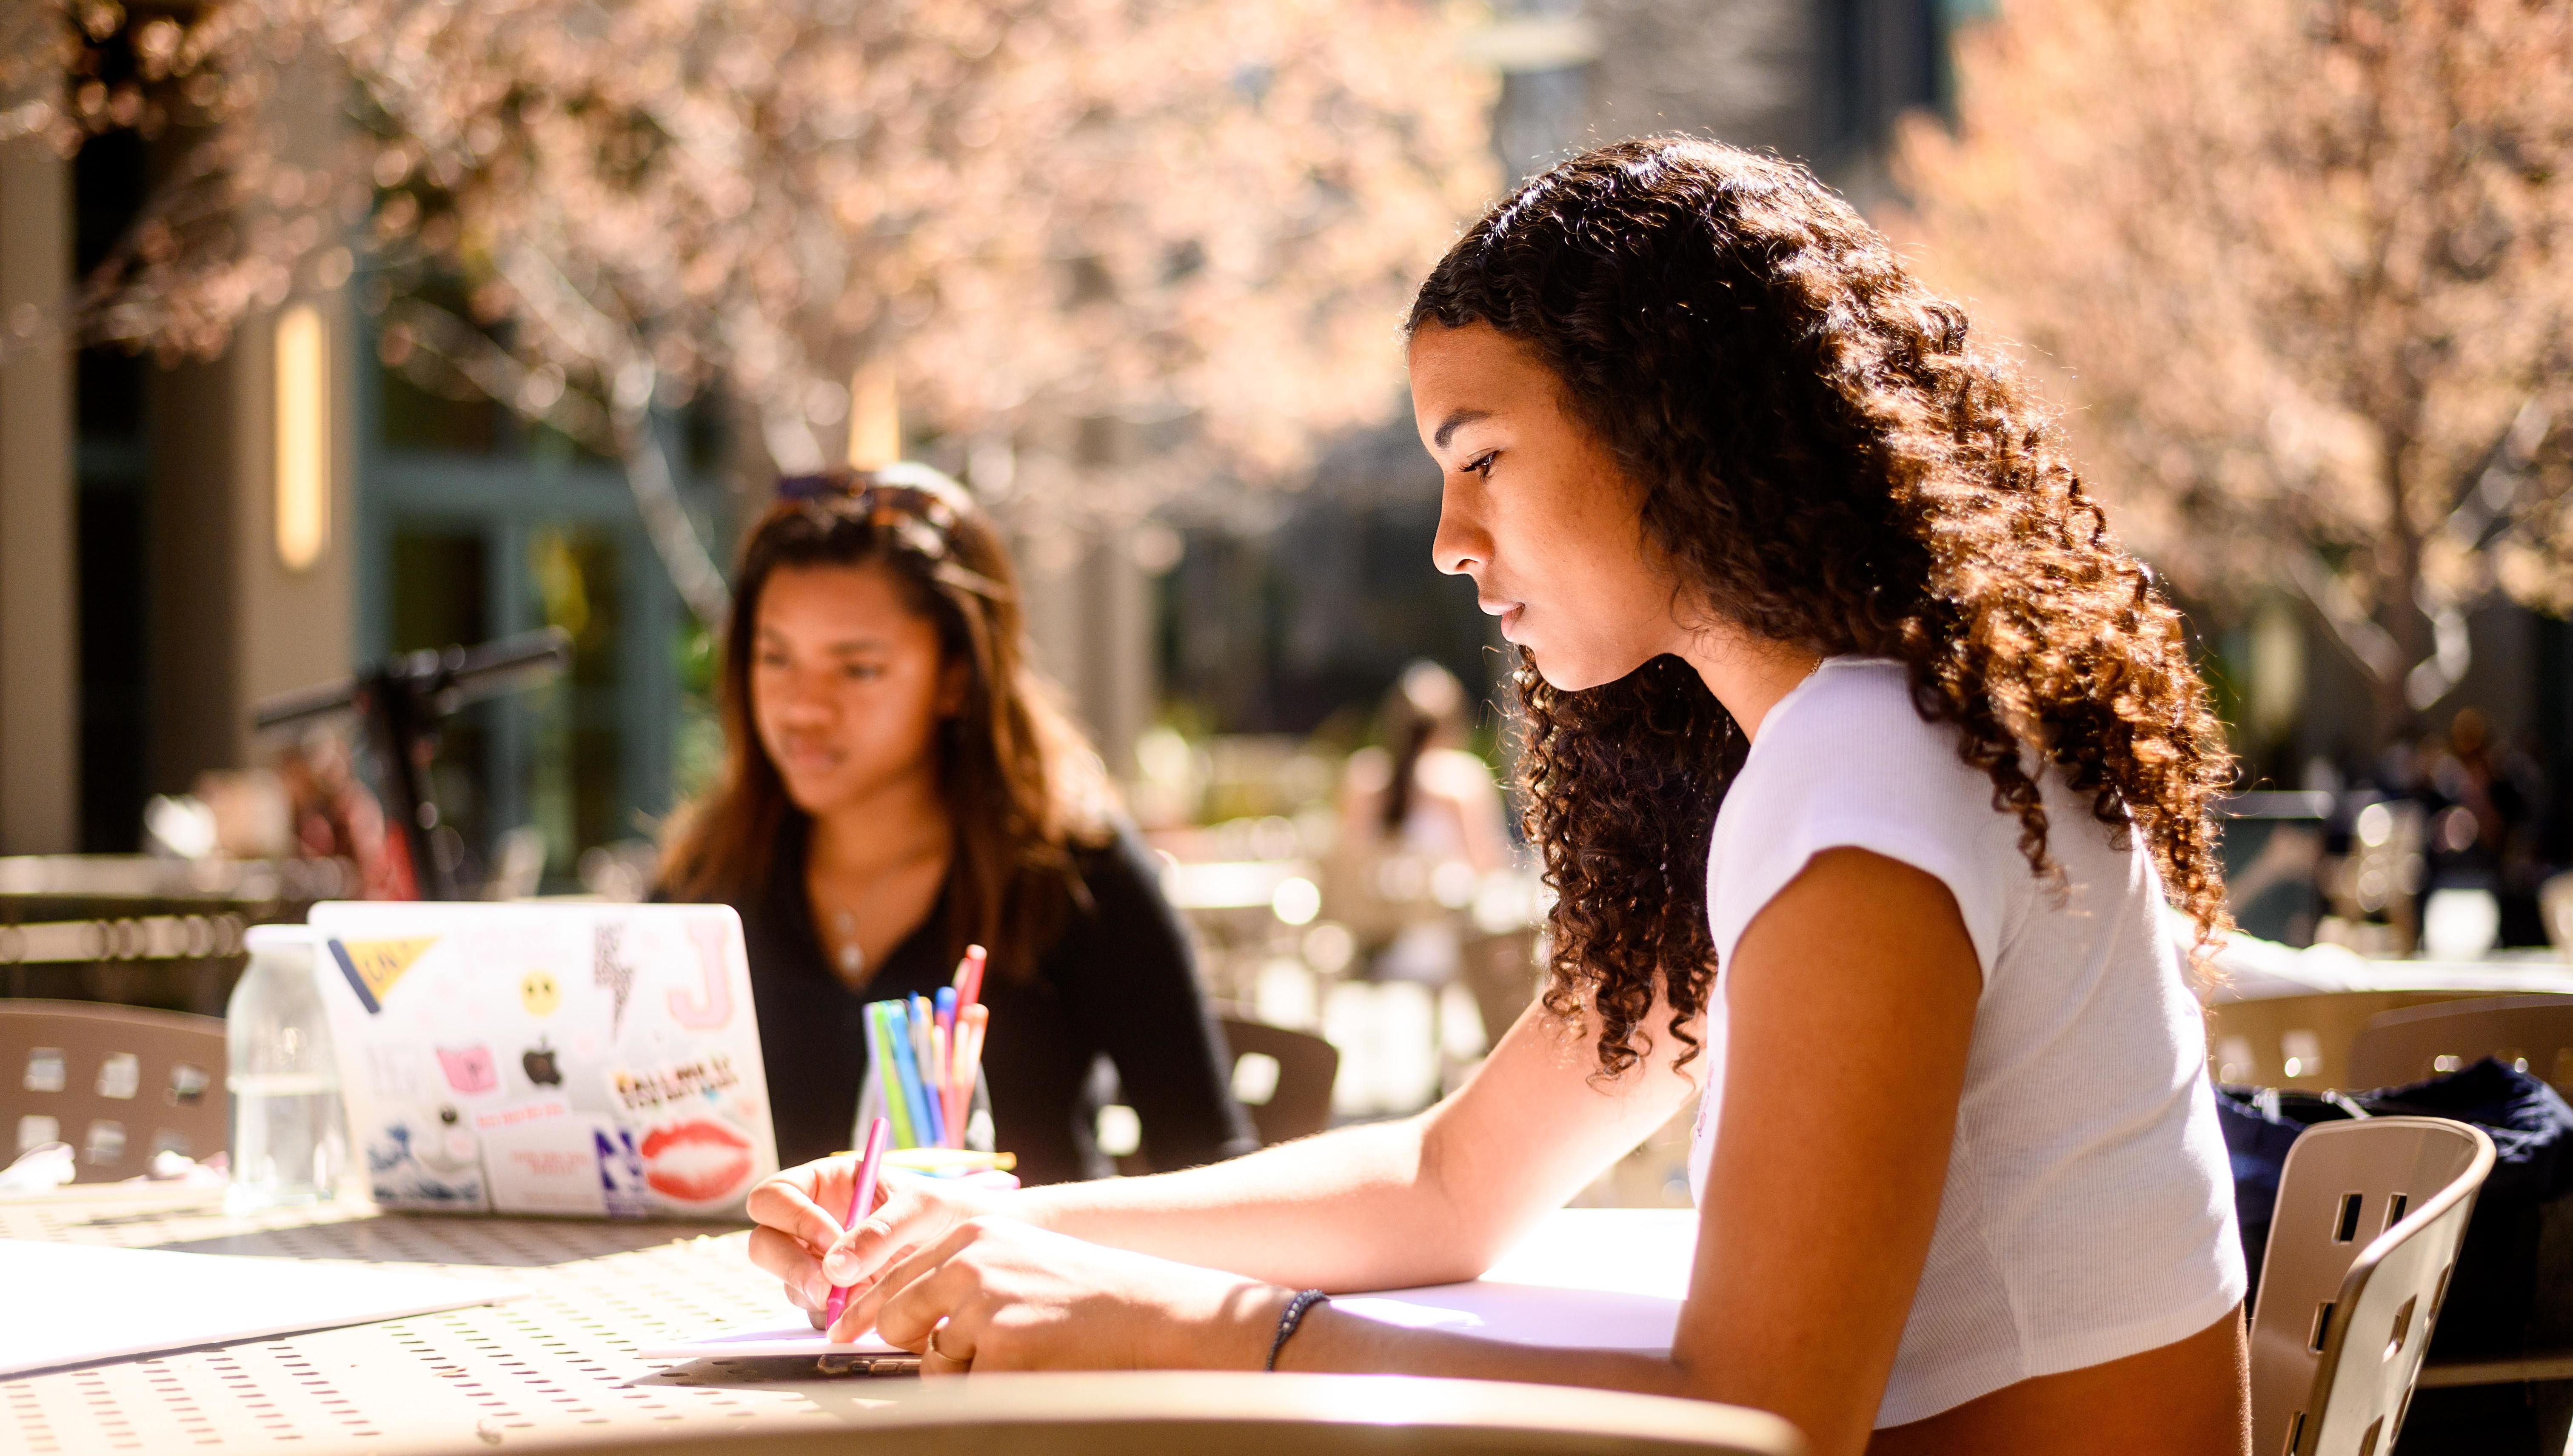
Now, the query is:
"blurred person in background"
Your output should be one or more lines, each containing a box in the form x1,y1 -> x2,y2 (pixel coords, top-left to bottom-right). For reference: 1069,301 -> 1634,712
275,731 -> 414,899
2422,708 -> 2550,946
1329,660 -> 1513,983
1337,661 -> 1512,878
658,465 -> 1252,1182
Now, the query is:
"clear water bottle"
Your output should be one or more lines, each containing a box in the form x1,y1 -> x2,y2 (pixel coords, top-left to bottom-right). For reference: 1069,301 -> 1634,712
225,924 -> 350,1214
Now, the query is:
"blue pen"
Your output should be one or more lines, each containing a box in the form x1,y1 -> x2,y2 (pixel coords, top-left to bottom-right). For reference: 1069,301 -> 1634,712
909,994 -> 947,1148
864,1003 -> 916,1149
886,1000 -> 943,1148
910,996 -> 949,1148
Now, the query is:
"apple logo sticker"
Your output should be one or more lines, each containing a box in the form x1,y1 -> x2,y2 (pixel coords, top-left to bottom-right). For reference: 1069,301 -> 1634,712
522,1038 -> 563,1088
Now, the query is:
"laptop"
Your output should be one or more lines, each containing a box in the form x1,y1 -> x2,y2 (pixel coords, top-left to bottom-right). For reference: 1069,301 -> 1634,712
306,901 -> 779,1219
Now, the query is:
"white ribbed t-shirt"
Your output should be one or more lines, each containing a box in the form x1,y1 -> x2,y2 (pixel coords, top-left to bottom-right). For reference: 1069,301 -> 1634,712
1685,657 -> 2245,1428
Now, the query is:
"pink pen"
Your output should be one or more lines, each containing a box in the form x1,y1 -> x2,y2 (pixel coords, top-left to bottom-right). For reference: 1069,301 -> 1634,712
822,1116 -> 891,1334
956,944 -> 987,1017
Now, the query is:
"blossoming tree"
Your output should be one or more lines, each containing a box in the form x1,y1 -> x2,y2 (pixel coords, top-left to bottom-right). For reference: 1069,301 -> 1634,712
1893,0 -> 2573,734
7,0 -> 1495,621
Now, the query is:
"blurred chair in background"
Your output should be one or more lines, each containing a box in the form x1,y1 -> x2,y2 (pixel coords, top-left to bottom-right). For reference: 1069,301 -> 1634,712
2348,996 -> 2573,1095
1216,1014 -> 1338,1147
0,1000 -> 226,1184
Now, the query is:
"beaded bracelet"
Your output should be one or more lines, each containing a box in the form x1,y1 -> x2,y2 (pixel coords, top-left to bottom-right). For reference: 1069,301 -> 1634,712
1265,1289 -> 1329,1371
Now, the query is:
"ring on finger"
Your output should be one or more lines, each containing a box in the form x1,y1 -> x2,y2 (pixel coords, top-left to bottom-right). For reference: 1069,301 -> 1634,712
925,1322 -> 972,1368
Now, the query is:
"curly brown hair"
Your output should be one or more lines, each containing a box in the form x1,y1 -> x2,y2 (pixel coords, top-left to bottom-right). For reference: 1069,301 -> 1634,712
1409,138 -> 2234,1078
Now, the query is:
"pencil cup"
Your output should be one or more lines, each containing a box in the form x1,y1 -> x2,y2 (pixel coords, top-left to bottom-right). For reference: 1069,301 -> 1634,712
853,1065 -> 995,1154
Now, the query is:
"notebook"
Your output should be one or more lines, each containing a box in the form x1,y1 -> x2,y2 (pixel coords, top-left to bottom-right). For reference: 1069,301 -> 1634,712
0,1240 -> 525,1378
307,902 -> 779,1219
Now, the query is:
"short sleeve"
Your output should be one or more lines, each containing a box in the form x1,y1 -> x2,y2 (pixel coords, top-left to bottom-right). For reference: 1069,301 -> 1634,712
1704,661 -> 2012,982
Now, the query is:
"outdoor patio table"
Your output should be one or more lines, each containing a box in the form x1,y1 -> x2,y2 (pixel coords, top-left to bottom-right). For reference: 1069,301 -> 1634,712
0,1189 -> 1700,1453
0,1185 -> 940,1453
30,1185 -> 2537,1448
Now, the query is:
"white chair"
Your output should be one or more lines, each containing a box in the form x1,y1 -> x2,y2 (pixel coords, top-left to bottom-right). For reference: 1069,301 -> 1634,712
2249,1117 -> 2494,1456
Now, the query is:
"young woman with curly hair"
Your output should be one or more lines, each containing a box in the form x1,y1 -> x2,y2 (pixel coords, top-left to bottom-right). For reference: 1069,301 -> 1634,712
743,140 -> 2249,1456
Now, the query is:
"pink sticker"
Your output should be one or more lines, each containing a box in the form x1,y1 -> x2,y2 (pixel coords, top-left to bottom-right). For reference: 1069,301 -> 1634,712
639,1117 -> 754,1205
435,1044 -> 499,1095
665,919 -> 735,1030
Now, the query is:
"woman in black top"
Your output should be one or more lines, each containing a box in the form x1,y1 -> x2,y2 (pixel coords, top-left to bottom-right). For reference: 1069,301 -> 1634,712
661,463 -> 1252,1183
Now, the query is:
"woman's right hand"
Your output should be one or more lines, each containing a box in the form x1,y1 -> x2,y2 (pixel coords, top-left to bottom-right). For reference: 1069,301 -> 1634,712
745,1158 -> 1018,1333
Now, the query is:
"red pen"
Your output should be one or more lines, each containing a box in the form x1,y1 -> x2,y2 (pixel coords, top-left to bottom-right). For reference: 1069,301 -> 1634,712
956,943 -> 987,1017
822,1116 -> 891,1334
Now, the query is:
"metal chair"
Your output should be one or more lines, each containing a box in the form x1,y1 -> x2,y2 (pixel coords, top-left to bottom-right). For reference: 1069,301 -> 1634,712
547,1371 -> 1805,1455
2346,995 -> 2573,1096
0,999 -> 227,1182
1459,925 -> 1544,1051
2205,992 -> 2478,1091
2249,1117 -> 2494,1456
1218,1014 -> 1339,1147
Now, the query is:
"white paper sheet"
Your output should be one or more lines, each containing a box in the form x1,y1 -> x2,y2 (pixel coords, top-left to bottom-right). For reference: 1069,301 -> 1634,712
1335,1282 -> 1681,1351
638,1209 -> 1700,1365
0,1239 -> 528,1378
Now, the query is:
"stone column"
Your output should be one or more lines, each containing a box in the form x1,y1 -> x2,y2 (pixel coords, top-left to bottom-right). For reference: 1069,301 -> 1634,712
0,131 -> 80,853
148,52 -> 355,791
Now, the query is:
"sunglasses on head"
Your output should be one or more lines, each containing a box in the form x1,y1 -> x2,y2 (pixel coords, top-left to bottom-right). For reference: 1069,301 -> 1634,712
774,467 -> 1009,601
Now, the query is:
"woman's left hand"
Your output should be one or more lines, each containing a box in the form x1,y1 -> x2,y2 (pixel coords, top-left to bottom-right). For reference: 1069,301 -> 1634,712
843,1216 -> 1290,1375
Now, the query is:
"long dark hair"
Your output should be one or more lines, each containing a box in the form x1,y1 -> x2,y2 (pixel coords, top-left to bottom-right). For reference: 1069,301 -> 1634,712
1380,660 -> 1469,835
1409,138 -> 2233,1077
659,464 -> 1111,979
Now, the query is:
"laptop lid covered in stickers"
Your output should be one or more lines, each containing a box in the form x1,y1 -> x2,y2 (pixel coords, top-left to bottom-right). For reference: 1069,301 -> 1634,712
305,901 -> 779,1219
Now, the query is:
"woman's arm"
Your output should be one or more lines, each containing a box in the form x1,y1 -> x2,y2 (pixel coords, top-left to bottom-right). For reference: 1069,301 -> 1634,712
747,986 -> 1697,1312
1022,994 -> 1695,1287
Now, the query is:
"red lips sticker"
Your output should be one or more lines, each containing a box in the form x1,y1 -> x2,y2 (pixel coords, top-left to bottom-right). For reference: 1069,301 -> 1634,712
638,1118 -> 754,1205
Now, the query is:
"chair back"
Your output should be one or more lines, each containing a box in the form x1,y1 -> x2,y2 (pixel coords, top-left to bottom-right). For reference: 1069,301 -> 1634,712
2346,994 -> 2573,1096
2248,1116 -> 2493,1456
562,1371 -> 1804,1455
1218,1016 -> 1338,1147
1459,926 -> 1543,1050
0,999 -> 227,1182
2205,992 -> 2473,1091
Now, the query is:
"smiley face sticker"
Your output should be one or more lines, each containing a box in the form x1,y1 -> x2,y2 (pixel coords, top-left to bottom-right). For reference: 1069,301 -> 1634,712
521,969 -> 562,1017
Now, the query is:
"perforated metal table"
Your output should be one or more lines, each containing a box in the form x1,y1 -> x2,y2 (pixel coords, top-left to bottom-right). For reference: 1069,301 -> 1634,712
0,1188 -> 925,1453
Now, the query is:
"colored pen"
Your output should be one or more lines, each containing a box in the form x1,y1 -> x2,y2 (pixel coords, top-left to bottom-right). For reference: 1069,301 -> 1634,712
910,993 -> 941,1096
890,1000 -> 944,1148
955,1003 -> 989,1146
883,1146 -> 1014,1174
864,1003 -> 916,1150
822,1115 -> 890,1333
921,1013 -> 952,1152
935,985 -> 957,1044
956,944 -> 987,1018
909,993 -> 944,1144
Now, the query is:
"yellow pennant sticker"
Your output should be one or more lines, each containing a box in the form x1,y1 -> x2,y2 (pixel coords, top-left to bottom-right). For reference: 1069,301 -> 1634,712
329,936 -> 438,1014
